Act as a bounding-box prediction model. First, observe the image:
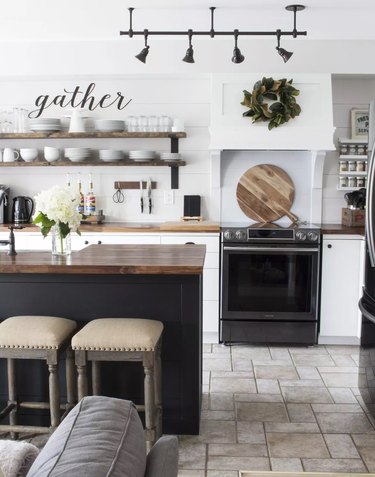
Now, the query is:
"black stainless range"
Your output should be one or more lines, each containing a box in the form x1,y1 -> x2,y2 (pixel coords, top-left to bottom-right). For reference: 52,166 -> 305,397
220,223 -> 321,345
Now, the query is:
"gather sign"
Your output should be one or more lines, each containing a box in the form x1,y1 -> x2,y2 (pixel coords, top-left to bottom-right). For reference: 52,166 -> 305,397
29,83 -> 132,119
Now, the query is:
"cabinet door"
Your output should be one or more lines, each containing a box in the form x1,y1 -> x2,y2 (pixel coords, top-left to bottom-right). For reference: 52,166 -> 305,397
320,236 -> 364,340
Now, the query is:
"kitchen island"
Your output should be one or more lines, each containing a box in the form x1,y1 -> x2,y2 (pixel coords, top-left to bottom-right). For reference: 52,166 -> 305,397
0,244 -> 206,434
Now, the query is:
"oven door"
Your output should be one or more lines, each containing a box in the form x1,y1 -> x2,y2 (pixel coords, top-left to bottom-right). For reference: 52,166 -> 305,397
221,243 -> 320,321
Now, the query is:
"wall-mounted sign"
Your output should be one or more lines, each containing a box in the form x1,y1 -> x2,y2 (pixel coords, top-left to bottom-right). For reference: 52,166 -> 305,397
351,108 -> 369,140
29,83 -> 132,119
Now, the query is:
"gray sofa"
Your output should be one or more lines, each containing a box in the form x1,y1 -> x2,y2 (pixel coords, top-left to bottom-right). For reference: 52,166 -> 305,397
26,395 -> 178,477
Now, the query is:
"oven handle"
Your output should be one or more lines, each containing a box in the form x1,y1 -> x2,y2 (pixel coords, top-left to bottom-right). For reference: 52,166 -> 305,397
223,246 -> 319,253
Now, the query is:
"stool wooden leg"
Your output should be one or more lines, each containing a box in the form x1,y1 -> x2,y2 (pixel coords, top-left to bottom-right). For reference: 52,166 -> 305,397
143,352 -> 156,451
92,361 -> 101,395
155,343 -> 162,439
65,347 -> 76,408
47,363 -> 61,429
75,351 -> 88,401
7,358 -> 17,439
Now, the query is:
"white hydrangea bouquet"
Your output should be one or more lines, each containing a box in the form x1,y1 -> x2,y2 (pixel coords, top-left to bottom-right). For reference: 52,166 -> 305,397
33,185 -> 82,255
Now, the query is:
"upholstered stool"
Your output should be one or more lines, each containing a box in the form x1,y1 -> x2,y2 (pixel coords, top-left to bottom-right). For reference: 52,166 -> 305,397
0,315 -> 77,436
72,318 -> 163,448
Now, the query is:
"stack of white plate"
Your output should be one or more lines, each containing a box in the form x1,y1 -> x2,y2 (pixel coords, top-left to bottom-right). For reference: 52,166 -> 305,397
94,119 -> 125,132
159,152 -> 182,161
29,118 -> 62,132
129,150 -> 155,162
99,150 -> 124,162
64,147 -> 91,162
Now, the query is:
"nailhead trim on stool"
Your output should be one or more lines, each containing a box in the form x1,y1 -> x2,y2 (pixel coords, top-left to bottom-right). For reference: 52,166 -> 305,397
0,315 -> 77,437
72,318 -> 163,450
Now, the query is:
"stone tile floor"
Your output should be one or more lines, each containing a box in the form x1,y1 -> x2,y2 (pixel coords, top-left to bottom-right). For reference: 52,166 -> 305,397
178,343 -> 375,476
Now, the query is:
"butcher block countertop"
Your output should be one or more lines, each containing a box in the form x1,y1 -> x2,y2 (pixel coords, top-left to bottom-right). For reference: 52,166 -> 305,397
0,221 -> 220,234
0,244 -> 206,275
320,224 -> 365,236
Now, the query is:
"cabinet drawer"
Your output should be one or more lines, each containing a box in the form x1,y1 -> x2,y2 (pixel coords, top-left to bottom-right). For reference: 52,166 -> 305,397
79,234 -> 161,246
160,234 -> 220,253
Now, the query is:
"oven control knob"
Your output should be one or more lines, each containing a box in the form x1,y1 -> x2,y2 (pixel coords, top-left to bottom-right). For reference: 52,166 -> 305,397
307,231 -> 319,242
223,230 -> 235,241
235,230 -> 246,241
296,231 -> 307,241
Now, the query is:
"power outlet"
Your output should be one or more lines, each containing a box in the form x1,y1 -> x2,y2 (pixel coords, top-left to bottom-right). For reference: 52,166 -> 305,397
164,190 -> 174,205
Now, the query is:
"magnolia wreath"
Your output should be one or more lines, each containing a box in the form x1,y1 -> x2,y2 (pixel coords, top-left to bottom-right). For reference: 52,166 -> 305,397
241,77 -> 301,130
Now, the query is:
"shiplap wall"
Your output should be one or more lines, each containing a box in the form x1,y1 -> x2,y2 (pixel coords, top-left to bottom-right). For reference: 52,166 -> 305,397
0,75 -> 212,222
322,77 -> 375,223
1,74 -> 375,224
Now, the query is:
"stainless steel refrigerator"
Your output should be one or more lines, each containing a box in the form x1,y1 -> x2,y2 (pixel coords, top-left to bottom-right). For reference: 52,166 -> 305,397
358,98 -> 375,416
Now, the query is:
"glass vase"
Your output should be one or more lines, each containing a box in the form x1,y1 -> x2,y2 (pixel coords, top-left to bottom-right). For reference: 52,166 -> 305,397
51,225 -> 71,256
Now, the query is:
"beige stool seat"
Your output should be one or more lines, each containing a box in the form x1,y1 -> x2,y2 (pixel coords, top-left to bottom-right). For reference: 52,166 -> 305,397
0,315 -> 77,436
72,318 -> 163,450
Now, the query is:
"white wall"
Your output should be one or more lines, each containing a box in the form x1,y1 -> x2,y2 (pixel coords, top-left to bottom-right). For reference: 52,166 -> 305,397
0,75 -> 211,223
322,76 -> 375,223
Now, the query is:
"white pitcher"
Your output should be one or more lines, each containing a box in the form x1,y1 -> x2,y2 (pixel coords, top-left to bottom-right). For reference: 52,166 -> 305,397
69,110 -> 86,133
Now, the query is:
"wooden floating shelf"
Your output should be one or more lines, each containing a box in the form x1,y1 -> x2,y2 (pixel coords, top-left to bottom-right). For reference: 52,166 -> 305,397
0,160 -> 186,167
0,132 -> 187,139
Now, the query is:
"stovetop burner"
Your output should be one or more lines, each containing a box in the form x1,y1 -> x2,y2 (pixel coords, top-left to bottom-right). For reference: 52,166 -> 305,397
221,222 -> 320,244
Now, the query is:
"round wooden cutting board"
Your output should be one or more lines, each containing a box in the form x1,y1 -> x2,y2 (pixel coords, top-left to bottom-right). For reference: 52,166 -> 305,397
236,164 -> 298,223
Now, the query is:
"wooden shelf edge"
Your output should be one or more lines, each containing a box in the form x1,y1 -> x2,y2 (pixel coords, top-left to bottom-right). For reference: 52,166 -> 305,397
0,132 -> 187,139
0,160 -> 186,167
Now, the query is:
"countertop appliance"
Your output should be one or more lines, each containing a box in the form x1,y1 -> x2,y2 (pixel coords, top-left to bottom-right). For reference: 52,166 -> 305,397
12,196 -> 34,224
0,186 -> 9,224
359,98 -> 375,416
220,223 -> 320,345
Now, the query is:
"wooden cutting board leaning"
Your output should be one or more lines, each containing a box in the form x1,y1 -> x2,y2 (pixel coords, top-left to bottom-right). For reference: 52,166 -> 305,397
236,164 -> 298,223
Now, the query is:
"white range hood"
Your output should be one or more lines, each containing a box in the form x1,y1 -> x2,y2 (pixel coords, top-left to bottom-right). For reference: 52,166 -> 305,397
209,73 -> 335,151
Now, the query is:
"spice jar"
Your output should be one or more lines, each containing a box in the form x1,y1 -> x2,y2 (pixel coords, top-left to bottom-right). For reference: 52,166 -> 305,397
356,161 -> 365,171
340,144 -> 348,155
348,161 -> 356,171
340,161 -> 348,172
357,177 -> 365,188
348,176 -> 357,188
339,176 -> 348,188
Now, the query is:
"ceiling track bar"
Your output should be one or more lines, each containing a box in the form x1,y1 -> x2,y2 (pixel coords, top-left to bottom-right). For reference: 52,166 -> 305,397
120,30 -> 307,37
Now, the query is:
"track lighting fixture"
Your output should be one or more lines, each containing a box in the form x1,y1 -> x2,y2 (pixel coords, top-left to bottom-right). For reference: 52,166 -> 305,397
121,5 -> 306,64
135,29 -> 149,63
232,29 -> 244,64
276,29 -> 293,63
182,30 -> 195,63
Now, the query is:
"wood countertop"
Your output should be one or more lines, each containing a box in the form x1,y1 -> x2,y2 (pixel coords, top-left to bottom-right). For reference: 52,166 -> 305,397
0,244 -> 206,275
319,224 -> 365,236
0,221 -> 220,234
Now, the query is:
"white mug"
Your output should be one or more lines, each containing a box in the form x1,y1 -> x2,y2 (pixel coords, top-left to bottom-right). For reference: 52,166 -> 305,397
44,147 -> 60,162
3,148 -> 19,163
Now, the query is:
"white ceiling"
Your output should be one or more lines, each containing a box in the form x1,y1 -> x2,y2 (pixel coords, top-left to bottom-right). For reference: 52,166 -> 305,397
0,0 -> 374,41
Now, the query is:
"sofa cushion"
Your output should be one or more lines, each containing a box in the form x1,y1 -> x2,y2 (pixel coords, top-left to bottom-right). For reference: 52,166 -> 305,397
27,396 -> 146,477
145,436 -> 178,477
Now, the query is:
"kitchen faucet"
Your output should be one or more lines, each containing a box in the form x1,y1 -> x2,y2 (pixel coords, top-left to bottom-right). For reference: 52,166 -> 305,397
0,225 -> 24,256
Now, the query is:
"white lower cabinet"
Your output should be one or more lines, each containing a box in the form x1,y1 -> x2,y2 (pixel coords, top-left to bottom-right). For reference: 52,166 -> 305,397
319,234 -> 365,344
160,233 -> 220,334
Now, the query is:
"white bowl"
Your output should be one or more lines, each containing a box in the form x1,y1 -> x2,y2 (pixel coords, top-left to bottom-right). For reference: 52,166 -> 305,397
20,148 -> 38,161
94,120 -> 125,132
44,147 -> 60,161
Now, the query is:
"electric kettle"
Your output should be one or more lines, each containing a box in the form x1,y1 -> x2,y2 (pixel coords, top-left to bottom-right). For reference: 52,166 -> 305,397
12,196 -> 34,224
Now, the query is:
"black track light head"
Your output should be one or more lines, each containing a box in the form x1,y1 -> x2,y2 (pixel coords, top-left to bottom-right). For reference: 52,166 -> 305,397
182,29 -> 195,63
135,45 -> 150,63
182,46 -> 195,63
276,29 -> 293,63
232,47 -> 245,64
232,30 -> 244,63
135,29 -> 149,63
276,46 -> 293,63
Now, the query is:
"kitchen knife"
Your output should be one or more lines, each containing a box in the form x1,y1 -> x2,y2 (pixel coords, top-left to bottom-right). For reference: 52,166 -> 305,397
140,180 -> 144,213
147,178 -> 152,214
